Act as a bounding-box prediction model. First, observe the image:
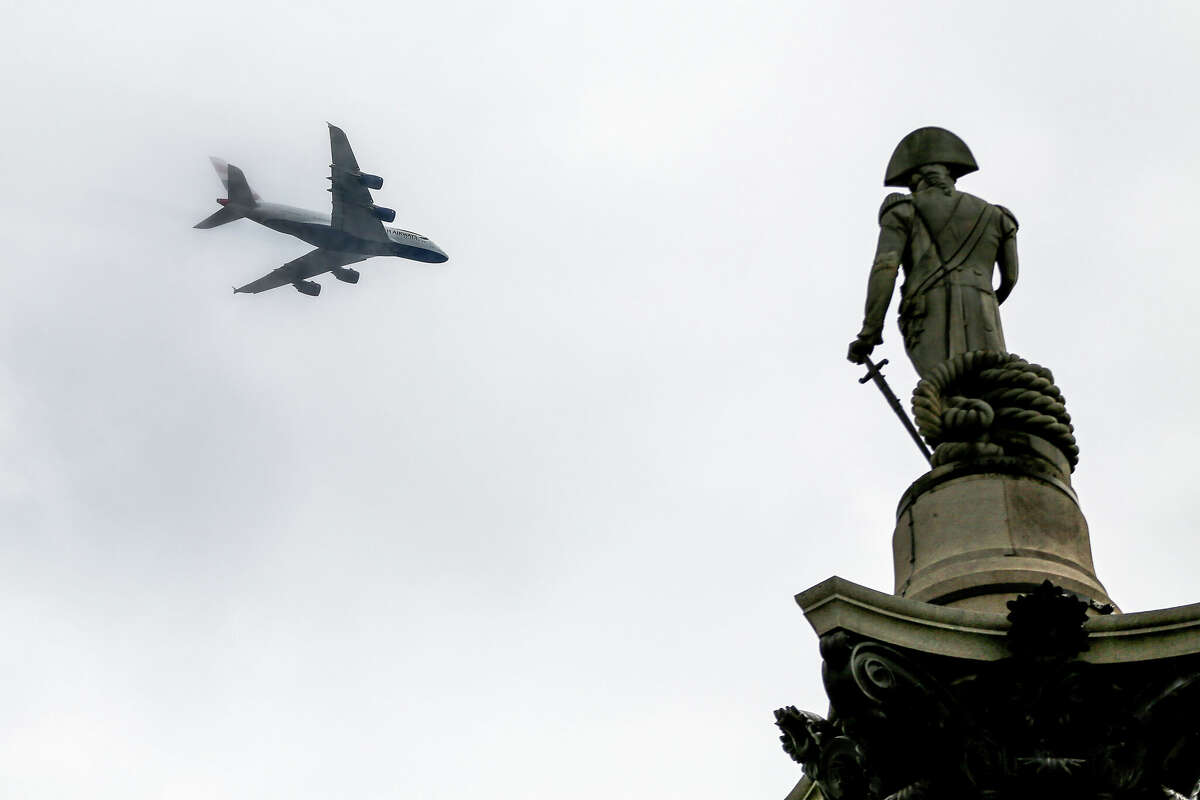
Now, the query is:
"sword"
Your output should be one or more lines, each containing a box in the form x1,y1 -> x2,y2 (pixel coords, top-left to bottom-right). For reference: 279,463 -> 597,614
857,356 -> 932,464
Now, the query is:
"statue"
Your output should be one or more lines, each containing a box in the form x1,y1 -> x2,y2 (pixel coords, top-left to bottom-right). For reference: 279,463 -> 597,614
846,127 -> 1019,379
843,129 -> 1075,473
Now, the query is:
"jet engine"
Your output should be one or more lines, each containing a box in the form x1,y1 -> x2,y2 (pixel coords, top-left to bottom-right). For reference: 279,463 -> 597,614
331,267 -> 360,284
370,205 -> 396,223
293,280 -> 321,297
358,173 -> 384,190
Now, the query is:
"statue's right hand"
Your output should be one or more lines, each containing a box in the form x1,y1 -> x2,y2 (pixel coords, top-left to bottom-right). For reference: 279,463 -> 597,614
847,337 -> 874,364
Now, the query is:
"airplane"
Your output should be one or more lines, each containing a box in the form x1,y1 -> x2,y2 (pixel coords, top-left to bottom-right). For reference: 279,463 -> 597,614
195,123 -> 447,296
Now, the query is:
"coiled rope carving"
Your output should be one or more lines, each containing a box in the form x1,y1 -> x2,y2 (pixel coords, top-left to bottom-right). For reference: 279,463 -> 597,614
911,351 -> 1079,471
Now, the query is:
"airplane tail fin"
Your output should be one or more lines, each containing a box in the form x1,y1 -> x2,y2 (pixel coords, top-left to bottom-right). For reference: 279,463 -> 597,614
224,163 -> 257,207
207,156 -> 259,206
195,156 -> 259,228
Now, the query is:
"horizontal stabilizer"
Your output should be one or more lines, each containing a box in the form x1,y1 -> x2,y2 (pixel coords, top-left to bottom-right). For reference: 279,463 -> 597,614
194,205 -> 245,229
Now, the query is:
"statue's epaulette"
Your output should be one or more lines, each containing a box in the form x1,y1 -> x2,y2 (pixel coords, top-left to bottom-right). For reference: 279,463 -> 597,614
879,192 -> 911,222
996,204 -> 1019,230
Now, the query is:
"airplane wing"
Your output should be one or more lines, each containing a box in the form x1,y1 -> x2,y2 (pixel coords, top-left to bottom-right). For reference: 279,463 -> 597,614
234,249 -> 370,294
327,124 -> 390,243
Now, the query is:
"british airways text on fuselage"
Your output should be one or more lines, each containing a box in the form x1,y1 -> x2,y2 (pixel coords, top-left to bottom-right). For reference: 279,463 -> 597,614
386,228 -> 429,242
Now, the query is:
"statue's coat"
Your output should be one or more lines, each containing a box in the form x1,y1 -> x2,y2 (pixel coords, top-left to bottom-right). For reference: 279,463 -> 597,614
857,186 -> 1018,378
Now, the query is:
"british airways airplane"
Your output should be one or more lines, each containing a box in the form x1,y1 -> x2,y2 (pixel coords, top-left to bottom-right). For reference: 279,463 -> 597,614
195,123 -> 447,296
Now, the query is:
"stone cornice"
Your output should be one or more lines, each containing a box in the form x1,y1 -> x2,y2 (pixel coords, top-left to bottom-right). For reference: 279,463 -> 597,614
796,576 -> 1200,664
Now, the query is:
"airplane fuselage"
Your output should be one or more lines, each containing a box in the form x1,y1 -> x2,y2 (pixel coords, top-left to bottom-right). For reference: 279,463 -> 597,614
245,201 -> 448,263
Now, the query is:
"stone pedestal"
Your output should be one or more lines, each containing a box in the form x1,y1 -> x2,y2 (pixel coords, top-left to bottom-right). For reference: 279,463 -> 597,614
892,457 -> 1115,613
776,455 -> 1197,799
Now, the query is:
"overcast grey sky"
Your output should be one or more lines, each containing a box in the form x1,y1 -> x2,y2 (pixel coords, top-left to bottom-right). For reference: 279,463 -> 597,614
3,1 -> 1200,797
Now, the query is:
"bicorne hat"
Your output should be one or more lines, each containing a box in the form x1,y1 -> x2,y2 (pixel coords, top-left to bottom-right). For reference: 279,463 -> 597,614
884,127 -> 978,187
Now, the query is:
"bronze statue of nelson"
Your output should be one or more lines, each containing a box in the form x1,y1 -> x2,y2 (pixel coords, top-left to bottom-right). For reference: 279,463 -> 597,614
847,127 -> 1019,379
